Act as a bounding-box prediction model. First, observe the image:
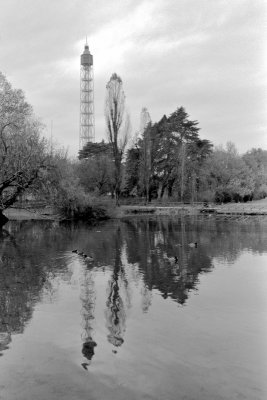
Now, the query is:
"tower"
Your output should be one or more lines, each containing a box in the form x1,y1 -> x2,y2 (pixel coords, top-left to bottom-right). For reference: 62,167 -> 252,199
80,40 -> 95,149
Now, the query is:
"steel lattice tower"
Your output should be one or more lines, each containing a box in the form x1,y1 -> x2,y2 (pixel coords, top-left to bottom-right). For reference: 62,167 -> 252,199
80,41 -> 95,149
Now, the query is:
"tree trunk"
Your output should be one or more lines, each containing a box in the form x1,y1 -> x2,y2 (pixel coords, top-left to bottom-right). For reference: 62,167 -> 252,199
115,191 -> 120,207
160,183 -> 167,199
114,153 -> 122,207
180,142 -> 186,202
0,210 -> 8,227
145,176 -> 150,204
167,179 -> 175,198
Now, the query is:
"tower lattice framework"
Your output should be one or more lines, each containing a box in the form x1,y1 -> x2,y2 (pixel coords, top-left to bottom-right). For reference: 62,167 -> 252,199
80,42 -> 95,149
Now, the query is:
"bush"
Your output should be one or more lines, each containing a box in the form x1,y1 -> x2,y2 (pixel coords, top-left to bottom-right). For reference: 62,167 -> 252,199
56,176 -> 109,220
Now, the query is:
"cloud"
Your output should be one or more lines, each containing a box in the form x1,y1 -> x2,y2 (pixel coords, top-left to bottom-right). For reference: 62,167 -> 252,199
0,0 -> 266,155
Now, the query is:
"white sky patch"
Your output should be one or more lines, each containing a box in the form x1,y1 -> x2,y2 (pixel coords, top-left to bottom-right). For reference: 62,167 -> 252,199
142,33 -> 209,54
76,1 -> 165,75
54,58 -> 80,78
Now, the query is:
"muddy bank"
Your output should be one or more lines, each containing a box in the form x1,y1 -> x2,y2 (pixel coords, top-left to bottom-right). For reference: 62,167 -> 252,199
3,206 -> 60,221
3,205 -> 109,224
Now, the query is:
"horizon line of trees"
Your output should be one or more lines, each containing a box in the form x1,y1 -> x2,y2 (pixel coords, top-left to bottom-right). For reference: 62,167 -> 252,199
1,70 -> 267,227
79,102 -> 267,204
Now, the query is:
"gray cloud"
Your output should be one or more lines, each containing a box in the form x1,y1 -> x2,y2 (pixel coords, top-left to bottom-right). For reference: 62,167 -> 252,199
0,0 -> 266,155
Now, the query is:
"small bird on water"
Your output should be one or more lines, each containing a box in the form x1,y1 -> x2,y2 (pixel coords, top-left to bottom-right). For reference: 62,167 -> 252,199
83,254 -> 94,261
188,242 -> 198,248
81,362 -> 90,370
72,250 -> 93,261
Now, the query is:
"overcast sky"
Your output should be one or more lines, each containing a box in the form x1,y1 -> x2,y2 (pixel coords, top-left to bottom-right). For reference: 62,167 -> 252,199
1,0 -> 266,156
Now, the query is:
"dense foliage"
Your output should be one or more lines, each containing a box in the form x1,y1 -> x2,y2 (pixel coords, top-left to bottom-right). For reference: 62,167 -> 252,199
78,105 -> 267,204
124,107 -> 213,201
0,73 -> 51,224
123,107 -> 266,203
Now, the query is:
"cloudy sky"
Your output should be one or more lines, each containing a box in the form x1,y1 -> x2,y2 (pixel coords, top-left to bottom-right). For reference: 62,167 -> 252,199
1,0 -> 266,156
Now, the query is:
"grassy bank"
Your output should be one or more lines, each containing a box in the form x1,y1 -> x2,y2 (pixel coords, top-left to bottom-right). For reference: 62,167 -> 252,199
213,198 -> 267,215
118,198 -> 267,217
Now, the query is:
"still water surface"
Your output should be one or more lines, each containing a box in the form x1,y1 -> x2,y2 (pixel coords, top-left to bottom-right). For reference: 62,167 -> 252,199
0,216 -> 267,400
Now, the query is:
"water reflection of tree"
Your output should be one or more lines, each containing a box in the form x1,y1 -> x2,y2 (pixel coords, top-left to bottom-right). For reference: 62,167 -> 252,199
0,221 -> 77,356
105,227 -> 128,348
140,284 -> 152,313
0,232 -> 46,355
123,216 -> 267,305
124,217 -> 213,305
203,216 -> 267,262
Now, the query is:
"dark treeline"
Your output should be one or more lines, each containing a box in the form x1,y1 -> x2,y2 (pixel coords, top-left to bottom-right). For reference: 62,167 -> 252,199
79,106 -> 267,204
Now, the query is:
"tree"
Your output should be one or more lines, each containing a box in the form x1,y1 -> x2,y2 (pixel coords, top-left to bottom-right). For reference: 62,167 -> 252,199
105,73 -> 131,205
124,145 -> 140,196
0,73 -> 49,226
76,156 -> 115,196
78,140 -> 112,160
207,143 -> 255,203
144,107 -> 208,200
37,152 -> 106,219
78,140 -> 115,196
185,138 -> 213,202
166,107 -> 201,200
243,148 -> 267,199
124,106 -> 212,202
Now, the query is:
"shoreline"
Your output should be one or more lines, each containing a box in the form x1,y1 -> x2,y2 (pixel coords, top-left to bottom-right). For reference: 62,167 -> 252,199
3,206 -> 61,221
3,198 -> 267,222
119,198 -> 267,217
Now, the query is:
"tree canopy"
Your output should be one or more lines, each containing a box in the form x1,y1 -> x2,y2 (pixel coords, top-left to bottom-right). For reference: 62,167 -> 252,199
78,140 -> 113,160
0,73 -> 49,224
124,106 -> 213,201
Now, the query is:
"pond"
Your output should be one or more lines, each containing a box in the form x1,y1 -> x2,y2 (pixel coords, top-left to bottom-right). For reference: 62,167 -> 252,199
0,215 -> 267,400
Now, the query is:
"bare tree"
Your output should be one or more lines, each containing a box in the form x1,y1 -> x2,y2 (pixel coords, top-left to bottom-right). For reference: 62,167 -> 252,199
0,72 -> 49,225
105,73 -> 131,205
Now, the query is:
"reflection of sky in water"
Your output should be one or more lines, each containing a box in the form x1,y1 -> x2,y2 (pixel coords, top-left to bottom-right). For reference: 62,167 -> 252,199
0,216 -> 266,400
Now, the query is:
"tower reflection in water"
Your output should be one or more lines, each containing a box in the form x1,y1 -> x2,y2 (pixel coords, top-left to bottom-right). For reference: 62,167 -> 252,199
80,267 -> 97,366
